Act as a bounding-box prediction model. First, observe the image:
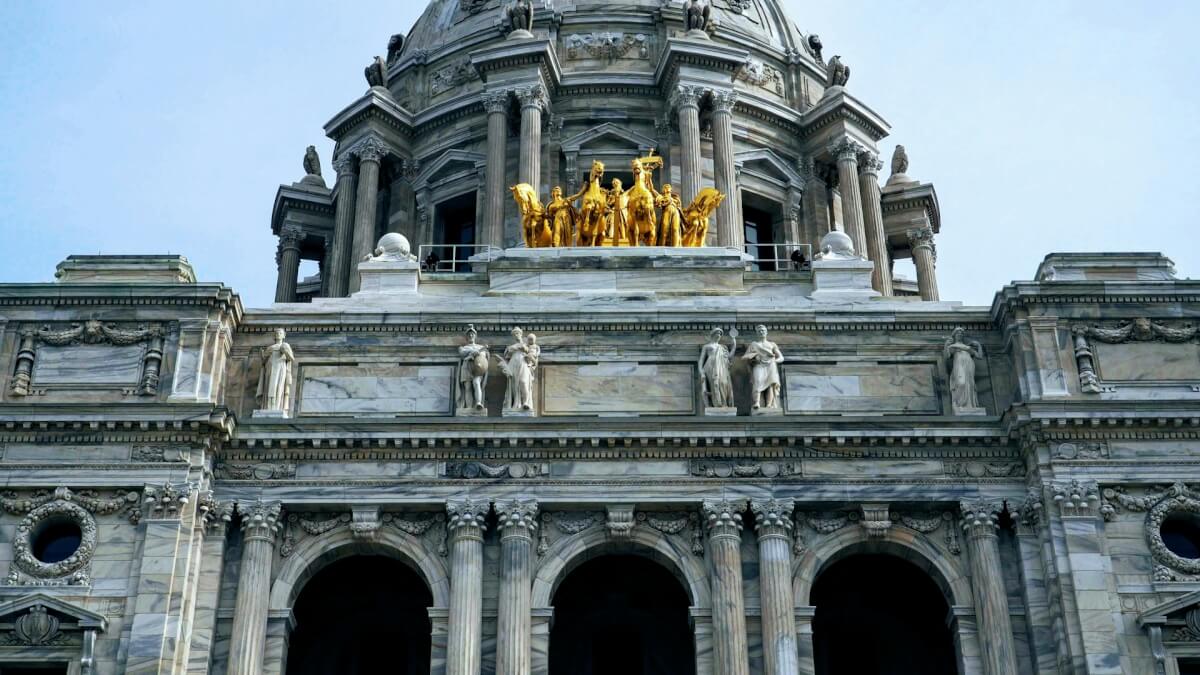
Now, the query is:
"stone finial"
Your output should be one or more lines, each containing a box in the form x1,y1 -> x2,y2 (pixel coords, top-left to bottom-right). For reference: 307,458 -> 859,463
959,499 -> 1002,538
750,498 -> 795,539
814,230 -> 857,261
366,233 -> 417,263
497,499 -> 539,537
237,500 -> 283,542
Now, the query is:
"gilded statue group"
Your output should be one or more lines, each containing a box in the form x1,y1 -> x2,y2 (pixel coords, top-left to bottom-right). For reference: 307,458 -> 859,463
510,154 -> 725,249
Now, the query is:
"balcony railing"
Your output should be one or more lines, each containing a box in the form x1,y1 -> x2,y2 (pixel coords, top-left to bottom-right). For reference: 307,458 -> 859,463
418,244 -> 500,273
744,243 -> 812,272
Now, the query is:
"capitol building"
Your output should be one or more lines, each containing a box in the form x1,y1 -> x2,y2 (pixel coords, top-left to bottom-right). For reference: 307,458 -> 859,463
1,1 -> 1198,675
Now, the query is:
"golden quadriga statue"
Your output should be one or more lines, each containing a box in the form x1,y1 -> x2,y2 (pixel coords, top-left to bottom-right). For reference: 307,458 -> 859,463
510,154 -> 724,249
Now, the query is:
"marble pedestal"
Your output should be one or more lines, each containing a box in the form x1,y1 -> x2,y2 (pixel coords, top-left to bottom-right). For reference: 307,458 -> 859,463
353,259 -> 419,295
751,407 -> 784,417
810,258 -> 881,301
251,410 -> 289,420
503,409 -> 536,418
704,407 -> 738,417
456,408 -> 489,418
954,405 -> 987,416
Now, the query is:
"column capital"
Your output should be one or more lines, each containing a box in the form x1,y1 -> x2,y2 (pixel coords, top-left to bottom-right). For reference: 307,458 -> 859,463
750,498 -> 795,540
829,137 -> 864,163
238,499 -> 283,543
857,152 -> 883,176
142,482 -> 195,522
496,498 -> 539,539
672,84 -> 705,110
347,134 -> 388,163
709,88 -> 739,114
1051,479 -> 1102,518
515,83 -> 547,112
279,225 -> 304,250
447,497 -> 491,542
959,499 -> 1002,539
197,492 -> 235,536
332,155 -> 356,176
482,90 -> 511,115
703,498 -> 746,539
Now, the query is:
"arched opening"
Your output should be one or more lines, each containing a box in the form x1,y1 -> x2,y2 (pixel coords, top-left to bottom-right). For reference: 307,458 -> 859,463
285,555 -> 432,675
549,554 -> 694,675
812,553 -> 957,675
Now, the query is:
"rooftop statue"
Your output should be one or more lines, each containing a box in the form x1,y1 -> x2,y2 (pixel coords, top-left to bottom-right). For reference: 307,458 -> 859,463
506,0 -> 534,35
386,34 -> 404,65
685,0 -> 712,33
807,34 -> 824,62
891,145 -> 909,176
682,188 -> 725,247
302,145 -> 322,178
364,56 -> 387,88
826,55 -> 850,87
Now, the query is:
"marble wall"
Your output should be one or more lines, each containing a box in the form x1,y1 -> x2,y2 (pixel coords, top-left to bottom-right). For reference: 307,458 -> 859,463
298,364 -> 455,416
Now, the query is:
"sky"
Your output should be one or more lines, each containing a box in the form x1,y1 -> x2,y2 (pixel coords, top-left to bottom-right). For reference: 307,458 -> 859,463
1,1 -> 1197,308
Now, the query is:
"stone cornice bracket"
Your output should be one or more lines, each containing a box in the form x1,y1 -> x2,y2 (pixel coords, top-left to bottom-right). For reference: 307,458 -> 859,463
497,499 -> 539,540
481,90 -> 511,115
959,499 -> 1002,539
703,498 -> 746,540
859,503 -> 892,539
750,498 -> 795,541
446,497 -> 491,543
605,504 -> 636,539
345,134 -> 389,163
237,499 -> 283,543
829,136 -> 864,162
671,84 -> 704,111
350,505 -> 382,541
1051,479 -> 1101,518
857,151 -> 883,177
142,482 -> 194,521
709,88 -> 739,113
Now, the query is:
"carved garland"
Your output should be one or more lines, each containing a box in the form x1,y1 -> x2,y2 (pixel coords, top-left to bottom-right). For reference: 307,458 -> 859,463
535,510 -> 703,557
1102,482 -> 1200,581
564,32 -> 650,60
1070,319 -> 1199,394
278,511 -> 447,558
794,508 -> 961,556
9,320 -> 167,397
10,500 -> 97,586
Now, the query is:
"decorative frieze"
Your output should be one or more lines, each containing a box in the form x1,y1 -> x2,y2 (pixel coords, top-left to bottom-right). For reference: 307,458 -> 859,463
1053,441 -> 1109,460
736,58 -> 784,95
1072,318 -> 1198,344
564,32 -> 650,60
944,460 -> 1024,478
690,459 -> 800,478
429,59 -> 480,96
9,321 -> 167,397
215,462 -> 297,480
443,461 -> 549,479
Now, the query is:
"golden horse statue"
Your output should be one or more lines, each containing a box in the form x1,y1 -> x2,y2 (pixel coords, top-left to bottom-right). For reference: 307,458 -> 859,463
682,188 -> 725,247
509,183 -> 553,248
627,154 -> 663,246
575,160 -> 608,247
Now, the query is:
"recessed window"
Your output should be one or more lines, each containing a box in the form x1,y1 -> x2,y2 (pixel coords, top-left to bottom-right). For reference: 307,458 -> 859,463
1160,514 -> 1200,559
31,518 -> 82,564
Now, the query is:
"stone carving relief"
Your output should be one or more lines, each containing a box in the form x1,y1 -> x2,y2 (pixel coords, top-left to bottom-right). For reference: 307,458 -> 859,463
944,461 -> 1024,479
1070,319 -> 1199,394
4,605 -> 70,647
536,509 -> 703,557
1053,441 -> 1109,460
945,327 -> 986,415
429,59 -> 480,96
130,445 -> 188,462
279,510 -> 447,558
214,462 -> 298,480
8,321 -> 167,397
443,461 -> 549,479
0,487 -> 139,586
564,32 -> 650,60
690,459 -> 799,478
794,506 -> 961,556
1101,482 -> 1200,581
736,58 -> 784,95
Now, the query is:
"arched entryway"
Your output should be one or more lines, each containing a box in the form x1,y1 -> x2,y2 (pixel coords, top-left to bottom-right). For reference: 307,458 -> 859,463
549,554 -> 694,675
812,553 -> 958,675
285,555 -> 433,675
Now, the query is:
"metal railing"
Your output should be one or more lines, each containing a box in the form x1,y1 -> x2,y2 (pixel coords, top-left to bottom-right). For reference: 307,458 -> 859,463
744,243 -> 812,272
417,244 -> 500,273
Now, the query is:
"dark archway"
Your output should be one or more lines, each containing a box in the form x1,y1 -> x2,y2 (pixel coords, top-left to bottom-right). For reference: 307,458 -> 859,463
812,554 -> 958,675
549,554 -> 694,675
285,555 -> 432,675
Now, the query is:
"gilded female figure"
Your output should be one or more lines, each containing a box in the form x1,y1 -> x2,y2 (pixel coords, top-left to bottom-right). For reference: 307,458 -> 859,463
658,184 -> 684,247
606,178 -> 630,245
545,186 -> 578,247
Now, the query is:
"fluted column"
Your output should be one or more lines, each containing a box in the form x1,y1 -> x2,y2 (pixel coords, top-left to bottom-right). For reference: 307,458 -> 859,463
710,89 -> 741,249
674,85 -> 704,205
704,498 -> 750,675
857,153 -> 893,295
751,499 -> 798,675
907,224 -> 940,300
483,91 -> 510,249
960,500 -> 1019,675
273,225 -> 303,303
516,85 -> 546,194
226,500 -> 283,675
327,157 -> 357,297
348,136 -> 387,293
446,498 -> 490,675
830,137 -> 866,257
496,499 -> 538,675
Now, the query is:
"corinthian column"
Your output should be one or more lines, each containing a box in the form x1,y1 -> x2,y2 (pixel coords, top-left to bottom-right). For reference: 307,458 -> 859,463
348,135 -> 388,293
482,91 -> 510,249
710,89 -> 741,249
751,499 -> 798,675
446,498 -> 490,675
327,156 -> 357,296
674,85 -> 704,205
703,498 -> 750,675
960,500 -> 1019,675
496,499 -> 538,675
516,85 -> 546,194
226,500 -> 283,675
907,224 -> 940,301
274,225 -> 303,303
829,137 -> 866,257
856,153 -> 893,295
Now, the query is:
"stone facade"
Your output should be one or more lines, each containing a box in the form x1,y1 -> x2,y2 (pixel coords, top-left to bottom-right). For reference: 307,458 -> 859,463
2,2 -> 1199,675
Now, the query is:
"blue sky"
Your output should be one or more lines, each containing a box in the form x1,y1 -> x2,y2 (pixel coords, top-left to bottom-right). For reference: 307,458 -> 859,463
1,1 -> 1197,307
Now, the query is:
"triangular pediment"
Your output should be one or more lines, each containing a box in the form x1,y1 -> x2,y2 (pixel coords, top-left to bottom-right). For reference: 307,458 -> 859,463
561,123 -> 656,154
414,150 -> 485,187
734,149 -> 802,187
0,593 -> 107,631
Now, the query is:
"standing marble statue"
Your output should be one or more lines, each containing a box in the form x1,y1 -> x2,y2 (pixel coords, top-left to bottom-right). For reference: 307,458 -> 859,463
826,55 -> 850,87
945,327 -> 985,415
302,145 -> 322,178
255,328 -> 295,417
499,327 -> 539,414
742,325 -> 785,412
457,325 -> 490,414
699,327 -> 737,413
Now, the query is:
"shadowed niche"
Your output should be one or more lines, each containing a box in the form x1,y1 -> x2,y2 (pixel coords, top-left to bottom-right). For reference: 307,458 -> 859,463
549,554 -> 694,675
285,555 -> 432,675
812,553 -> 958,675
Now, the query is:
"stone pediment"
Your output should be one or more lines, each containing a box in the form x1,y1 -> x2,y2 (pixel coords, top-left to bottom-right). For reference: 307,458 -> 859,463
1139,590 -> 1200,629
0,593 -> 107,647
735,148 -> 803,187
414,150 -> 486,188
561,123 -> 657,154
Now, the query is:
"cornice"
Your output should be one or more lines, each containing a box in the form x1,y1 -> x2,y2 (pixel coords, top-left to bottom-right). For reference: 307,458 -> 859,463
233,317 -> 996,334
324,89 -> 414,142
0,285 -> 243,319
0,405 -> 235,440
800,90 -> 890,142
990,281 -> 1200,327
